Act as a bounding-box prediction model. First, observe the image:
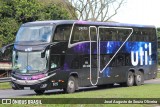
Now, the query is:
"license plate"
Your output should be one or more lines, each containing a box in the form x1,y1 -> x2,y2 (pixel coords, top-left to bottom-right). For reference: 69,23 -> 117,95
24,87 -> 30,90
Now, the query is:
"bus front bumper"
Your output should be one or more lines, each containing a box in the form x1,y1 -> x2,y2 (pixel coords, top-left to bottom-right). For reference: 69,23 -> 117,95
11,79 -> 50,90
11,73 -> 56,90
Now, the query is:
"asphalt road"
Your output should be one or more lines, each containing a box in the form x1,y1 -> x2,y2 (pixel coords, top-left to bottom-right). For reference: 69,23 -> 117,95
0,79 -> 159,98
144,78 -> 160,84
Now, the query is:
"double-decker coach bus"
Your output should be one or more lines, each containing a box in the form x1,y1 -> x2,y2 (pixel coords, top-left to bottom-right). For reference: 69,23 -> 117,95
6,20 -> 157,94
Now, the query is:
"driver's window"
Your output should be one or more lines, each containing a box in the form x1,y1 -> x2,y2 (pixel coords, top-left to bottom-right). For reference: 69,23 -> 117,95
53,25 -> 72,41
50,55 -> 61,69
71,24 -> 89,43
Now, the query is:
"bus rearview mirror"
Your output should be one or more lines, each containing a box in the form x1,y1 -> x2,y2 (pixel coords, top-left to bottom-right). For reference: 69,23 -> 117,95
41,52 -> 45,58
41,44 -> 52,58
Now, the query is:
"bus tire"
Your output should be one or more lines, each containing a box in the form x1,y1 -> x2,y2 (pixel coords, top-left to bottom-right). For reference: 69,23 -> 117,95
127,71 -> 134,86
134,71 -> 144,86
122,71 -> 134,87
34,90 -> 45,95
64,76 -> 76,93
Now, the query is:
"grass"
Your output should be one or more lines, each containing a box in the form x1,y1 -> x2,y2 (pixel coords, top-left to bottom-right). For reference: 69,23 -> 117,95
1,104 -> 158,107
157,72 -> 160,78
0,73 -> 160,107
27,84 -> 160,98
0,82 -> 11,89
1,84 -> 160,107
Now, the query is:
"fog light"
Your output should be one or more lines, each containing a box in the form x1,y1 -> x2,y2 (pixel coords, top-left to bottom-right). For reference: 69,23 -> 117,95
40,84 -> 47,88
58,80 -> 64,83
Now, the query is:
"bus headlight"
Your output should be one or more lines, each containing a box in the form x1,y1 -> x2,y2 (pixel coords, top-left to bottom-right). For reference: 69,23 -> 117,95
40,84 -> 47,88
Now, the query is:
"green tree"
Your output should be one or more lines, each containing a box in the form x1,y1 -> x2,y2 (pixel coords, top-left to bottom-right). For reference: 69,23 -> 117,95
157,28 -> 160,48
0,18 -> 19,46
157,28 -> 160,37
0,0 -> 72,47
38,0 -> 77,19
156,28 -> 160,64
0,0 -> 41,23
38,4 -> 72,20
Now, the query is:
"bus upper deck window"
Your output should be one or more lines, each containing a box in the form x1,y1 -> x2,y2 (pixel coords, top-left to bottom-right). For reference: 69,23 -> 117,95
53,25 -> 72,41
54,28 -> 64,40
71,25 -> 89,43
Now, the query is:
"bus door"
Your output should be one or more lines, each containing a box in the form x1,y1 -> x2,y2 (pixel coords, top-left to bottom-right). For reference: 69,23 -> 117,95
89,26 -> 99,85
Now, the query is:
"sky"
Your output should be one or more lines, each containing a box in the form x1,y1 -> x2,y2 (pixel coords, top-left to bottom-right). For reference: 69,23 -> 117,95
111,0 -> 160,27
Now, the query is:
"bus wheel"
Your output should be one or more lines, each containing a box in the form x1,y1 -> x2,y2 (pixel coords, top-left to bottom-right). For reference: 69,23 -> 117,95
121,71 -> 134,87
126,71 -> 134,86
34,90 -> 45,95
64,76 -> 76,93
134,71 -> 144,86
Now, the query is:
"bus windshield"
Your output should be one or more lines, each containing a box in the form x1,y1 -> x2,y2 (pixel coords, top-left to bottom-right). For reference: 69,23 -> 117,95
15,26 -> 53,42
12,51 -> 49,74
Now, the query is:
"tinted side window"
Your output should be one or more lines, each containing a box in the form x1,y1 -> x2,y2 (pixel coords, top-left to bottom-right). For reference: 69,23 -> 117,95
129,28 -> 156,42
125,54 -> 131,66
71,24 -> 89,43
116,54 -> 125,66
90,27 -> 97,41
129,31 -> 136,41
117,29 -> 132,41
150,29 -> 156,41
53,25 -> 72,41
141,30 -> 148,41
99,28 -> 132,41
99,28 -> 117,41
109,55 -> 116,67
50,55 -> 61,69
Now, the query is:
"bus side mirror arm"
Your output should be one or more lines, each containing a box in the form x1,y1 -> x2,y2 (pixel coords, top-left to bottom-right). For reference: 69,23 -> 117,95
41,43 -> 55,58
0,43 -> 14,61
0,43 -> 14,54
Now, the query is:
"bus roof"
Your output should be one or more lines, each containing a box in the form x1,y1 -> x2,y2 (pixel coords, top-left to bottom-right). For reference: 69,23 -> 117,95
22,20 -> 155,28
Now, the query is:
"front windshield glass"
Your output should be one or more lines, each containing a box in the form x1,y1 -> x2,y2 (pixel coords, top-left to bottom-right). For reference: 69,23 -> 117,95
12,51 -> 49,73
16,26 -> 53,42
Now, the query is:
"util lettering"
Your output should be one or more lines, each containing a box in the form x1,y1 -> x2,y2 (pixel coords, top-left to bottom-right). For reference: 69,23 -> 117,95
131,43 -> 152,66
